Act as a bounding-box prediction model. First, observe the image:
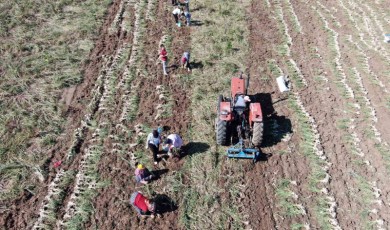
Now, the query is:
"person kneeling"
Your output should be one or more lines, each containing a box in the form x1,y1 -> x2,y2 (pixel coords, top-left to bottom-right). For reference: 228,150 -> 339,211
163,133 -> 183,158
134,163 -> 154,185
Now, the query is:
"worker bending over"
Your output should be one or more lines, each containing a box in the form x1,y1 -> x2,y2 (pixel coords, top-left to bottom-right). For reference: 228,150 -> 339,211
181,52 -> 191,72
163,133 -> 183,157
130,191 -> 156,218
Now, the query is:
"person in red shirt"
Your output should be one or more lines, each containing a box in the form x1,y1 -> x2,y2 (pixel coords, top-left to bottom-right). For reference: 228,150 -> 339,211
130,191 -> 156,217
158,44 -> 168,76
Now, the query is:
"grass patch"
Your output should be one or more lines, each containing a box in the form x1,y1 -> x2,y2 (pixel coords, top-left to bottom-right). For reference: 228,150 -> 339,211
0,0 -> 111,202
275,179 -> 305,217
170,0 -> 251,228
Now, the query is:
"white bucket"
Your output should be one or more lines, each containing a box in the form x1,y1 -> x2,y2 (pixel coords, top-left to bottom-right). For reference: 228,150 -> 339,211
385,34 -> 390,43
277,76 -> 290,93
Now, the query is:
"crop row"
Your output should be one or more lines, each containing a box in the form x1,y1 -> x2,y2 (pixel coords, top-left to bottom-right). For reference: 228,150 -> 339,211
313,2 -> 388,228
344,0 -> 390,65
146,0 -> 157,20
290,93 -> 340,229
32,56 -> 110,229
274,0 -> 292,57
32,1 -> 135,227
271,1 -> 342,228
119,0 -> 147,122
283,0 -> 302,33
154,85 -> 174,120
314,3 -> 355,99
59,1 -> 142,223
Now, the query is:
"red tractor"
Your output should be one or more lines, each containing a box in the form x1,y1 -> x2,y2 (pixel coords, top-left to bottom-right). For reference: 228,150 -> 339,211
216,73 -> 263,160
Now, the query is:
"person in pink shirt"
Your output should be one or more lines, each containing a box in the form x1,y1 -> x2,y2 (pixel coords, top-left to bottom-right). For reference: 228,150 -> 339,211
158,44 -> 168,75
181,51 -> 191,72
134,163 -> 154,184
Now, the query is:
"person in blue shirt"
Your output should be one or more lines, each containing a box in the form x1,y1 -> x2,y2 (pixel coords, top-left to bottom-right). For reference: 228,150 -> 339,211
145,129 -> 161,165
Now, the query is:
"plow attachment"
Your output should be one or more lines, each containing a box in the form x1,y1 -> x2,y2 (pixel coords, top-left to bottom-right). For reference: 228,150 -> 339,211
227,139 -> 260,163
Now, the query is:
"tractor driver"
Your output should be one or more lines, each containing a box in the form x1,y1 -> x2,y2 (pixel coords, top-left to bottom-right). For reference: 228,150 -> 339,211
235,95 -> 251,108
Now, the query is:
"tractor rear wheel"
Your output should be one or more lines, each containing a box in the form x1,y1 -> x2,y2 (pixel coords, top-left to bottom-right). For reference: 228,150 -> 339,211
216,119 -> 228,146
252,122 -> 263,147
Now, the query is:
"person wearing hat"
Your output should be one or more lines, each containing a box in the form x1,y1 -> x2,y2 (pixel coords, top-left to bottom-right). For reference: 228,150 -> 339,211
130,191 -> 156,218
134,162 -> 154,184
163,133 -> 183,157
145,129 -> 161,165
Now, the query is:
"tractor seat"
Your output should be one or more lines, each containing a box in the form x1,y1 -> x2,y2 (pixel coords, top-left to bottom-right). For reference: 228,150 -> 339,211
235,95 -> 246,107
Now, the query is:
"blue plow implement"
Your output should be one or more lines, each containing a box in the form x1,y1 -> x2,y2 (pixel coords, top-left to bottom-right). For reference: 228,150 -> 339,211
227,138 -> 260,162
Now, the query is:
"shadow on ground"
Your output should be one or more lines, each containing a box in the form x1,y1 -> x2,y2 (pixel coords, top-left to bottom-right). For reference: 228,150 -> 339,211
251,93 -> 292,148
151,168 -> 169,180
153,194 -> 178,215
190,20 -> 203,26
181,142 -> 210,158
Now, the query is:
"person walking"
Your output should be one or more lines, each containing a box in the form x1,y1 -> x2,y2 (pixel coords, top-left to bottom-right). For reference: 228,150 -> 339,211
130,191 -> 156,218
158,44 -> 168,76
181,52 -> 191,72
172,6 -> 182,27
145,129 -> 161,165
134,163 -> 154,184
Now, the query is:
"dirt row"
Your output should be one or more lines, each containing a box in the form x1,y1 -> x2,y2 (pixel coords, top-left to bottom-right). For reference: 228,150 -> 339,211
1,0 -> 193,228
243,0 -> 390,229
91,0 -> 193,228
0,1 -> 126,228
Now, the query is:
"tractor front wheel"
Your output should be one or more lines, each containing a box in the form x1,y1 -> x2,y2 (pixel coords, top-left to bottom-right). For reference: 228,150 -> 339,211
216,119 -> 228,146
252,122 -> 263,147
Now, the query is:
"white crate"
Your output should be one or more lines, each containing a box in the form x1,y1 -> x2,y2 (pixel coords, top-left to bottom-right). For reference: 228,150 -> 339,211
276,75 -> 290,93
385,34 -> 390,43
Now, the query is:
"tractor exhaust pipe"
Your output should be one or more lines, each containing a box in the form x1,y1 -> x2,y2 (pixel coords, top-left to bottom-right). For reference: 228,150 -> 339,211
245,73 -> 250,95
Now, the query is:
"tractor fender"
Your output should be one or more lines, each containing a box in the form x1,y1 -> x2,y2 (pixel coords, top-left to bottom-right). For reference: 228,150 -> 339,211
219,101 -> 232,121
249,103 -> 263,123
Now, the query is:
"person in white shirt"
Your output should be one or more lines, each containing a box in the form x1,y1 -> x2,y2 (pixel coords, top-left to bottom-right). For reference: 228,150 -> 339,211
172,6 -> 182,26
145,129 -> 161,165
163,134 -> 183,157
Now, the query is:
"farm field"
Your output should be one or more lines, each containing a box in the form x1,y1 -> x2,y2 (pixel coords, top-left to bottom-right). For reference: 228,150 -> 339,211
1,0 -> 390,229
